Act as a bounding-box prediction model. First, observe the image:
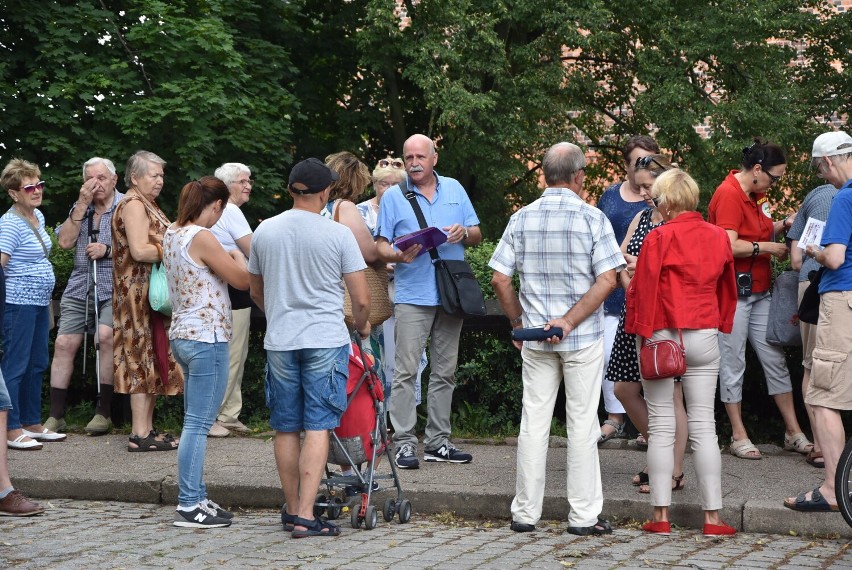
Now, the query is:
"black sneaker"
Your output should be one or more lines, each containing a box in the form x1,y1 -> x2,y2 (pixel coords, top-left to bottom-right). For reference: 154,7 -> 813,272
174,503 -> 232,528
203,499 -> 233,520
424,443 -> 472,463
395,443 -> 420,469
344,480 -> 380,497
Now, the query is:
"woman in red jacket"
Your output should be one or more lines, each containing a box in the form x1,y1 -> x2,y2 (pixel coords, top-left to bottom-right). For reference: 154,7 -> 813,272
625,169 -> 738,537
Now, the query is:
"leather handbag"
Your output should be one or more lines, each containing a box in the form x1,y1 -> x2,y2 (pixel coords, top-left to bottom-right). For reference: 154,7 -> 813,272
332,201 -> 393,327
403,181 -> 486,317
639,330 -> 686,380
765,270 -> 803,346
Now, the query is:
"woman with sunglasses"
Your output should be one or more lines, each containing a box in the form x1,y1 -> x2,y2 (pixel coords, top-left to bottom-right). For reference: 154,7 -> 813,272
708,138 -> 811,460
0,159 -> 65,450
356,157 -> 405,232
605,155 -> 688,494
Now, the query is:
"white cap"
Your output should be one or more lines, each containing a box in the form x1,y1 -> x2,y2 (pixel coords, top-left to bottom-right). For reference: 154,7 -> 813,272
812,131 -> 852,158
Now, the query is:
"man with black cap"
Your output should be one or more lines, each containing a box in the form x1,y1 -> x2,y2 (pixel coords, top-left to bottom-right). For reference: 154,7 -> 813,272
249,157 -> 371,537
785,131 -> 852,514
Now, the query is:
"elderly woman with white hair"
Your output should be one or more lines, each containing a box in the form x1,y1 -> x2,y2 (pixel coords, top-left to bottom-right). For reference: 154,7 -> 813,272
208,162 -> 255,437
113,150 -> 184,452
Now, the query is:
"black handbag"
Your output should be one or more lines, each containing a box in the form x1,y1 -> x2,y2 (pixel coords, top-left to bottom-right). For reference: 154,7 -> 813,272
403,180 -> 486,317
798,267 -> 824,325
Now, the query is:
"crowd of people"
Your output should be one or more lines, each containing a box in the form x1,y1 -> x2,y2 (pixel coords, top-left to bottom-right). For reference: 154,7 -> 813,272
0,129 -> 849,539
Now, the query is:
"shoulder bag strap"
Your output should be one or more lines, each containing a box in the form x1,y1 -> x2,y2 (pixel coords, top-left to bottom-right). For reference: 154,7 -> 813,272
8,208 -> 48,258
403,177 -> 441,262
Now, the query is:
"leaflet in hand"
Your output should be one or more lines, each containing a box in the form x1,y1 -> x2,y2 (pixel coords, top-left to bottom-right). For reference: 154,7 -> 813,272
797,218 -> 825,250
394,226 -> 447,256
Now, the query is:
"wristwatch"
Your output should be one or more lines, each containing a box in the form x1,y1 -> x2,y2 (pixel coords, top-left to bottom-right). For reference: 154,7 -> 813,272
104,244 -> 111,258
509,315 -> 523,326
463,227 -> 469,241
751,242 -> 760,257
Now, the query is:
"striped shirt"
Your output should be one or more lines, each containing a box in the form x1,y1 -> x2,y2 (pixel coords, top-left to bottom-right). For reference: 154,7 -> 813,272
786,184 -> 839,282
0,208 -> 54,306
489,188 -> 626,352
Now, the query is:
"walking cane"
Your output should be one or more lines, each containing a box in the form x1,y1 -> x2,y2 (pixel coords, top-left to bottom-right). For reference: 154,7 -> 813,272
83,207 -> 101,408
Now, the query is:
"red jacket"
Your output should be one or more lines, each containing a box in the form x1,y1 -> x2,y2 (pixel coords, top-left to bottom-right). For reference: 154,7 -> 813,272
625,212 -> 737,338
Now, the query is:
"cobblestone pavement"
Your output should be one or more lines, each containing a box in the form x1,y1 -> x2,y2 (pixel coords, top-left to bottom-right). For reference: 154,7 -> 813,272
1,500 -> 851,569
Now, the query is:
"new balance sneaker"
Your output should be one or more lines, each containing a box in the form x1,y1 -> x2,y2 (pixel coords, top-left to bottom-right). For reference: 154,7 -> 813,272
394,443 -> 420,469
424,442 -> 472,464
174,503 -> 232,528
202,498 -> 233,520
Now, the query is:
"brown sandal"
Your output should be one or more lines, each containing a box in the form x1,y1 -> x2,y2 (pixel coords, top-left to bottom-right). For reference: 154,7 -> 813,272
128,432 -> 178,452
806,449 -> 824,468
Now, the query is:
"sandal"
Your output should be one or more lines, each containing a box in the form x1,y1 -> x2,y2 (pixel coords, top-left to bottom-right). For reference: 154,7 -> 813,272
639,473 -> 685,494
598,420 -> 624,445
632,469 -> 649,486
635,434 -> 648,449
566,517 -> 613,536
281,508 -> 296,532
806,449 -> 825,468
729,438 -> 762,460
784,432 -> 814,455
291,516 -> 341,538
783,487 -> 839,512
128,432 -> 178,452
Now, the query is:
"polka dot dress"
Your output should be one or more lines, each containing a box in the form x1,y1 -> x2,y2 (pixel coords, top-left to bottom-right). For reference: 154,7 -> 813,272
605,208 -> 662,383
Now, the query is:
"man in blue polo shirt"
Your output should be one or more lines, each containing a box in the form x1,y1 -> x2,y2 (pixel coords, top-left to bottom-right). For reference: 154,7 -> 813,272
785,130 -> 852,513
376,134 -> 482,469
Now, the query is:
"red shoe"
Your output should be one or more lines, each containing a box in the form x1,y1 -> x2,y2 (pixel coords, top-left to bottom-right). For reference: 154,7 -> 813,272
642,520 -> 671,535
703,522 -> 736,537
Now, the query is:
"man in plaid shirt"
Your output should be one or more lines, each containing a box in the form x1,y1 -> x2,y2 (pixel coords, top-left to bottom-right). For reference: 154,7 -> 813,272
490,142 -> 625,535
45,157 -> 124,436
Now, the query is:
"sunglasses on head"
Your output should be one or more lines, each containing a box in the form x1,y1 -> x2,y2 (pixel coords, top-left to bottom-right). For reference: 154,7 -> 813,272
634,156 -> 666,170
20,181 -> 46,193
378,158 -> 404,169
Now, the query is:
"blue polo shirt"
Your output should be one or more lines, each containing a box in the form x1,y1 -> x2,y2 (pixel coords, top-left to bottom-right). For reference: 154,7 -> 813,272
819,181 -> 852,293
376,173 -> 479,306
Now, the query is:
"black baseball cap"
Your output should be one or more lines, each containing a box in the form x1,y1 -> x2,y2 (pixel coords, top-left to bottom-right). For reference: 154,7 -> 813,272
288,158 -> 339,194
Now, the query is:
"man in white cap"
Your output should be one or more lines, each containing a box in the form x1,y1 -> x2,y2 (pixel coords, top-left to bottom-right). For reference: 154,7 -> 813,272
784,130 -> 852,513
249,158 -> 371,537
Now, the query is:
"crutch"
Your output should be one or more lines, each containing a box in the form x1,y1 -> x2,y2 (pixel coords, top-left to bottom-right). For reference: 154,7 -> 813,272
82,207 -> 101,407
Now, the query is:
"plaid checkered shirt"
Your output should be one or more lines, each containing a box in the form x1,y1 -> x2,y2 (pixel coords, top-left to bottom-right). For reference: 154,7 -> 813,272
489,188 -> 626,352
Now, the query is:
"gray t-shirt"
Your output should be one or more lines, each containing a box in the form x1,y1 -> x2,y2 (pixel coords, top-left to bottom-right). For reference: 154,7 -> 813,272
249,209 -> 366,351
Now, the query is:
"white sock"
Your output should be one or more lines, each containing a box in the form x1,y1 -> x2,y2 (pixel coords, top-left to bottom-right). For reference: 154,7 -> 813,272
177,503 -> 200,512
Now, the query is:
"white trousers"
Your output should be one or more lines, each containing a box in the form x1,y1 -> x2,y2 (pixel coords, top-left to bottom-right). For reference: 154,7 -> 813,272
511,339 -> 604,527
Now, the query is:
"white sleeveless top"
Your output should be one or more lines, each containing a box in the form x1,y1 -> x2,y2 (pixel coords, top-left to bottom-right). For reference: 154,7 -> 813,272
163,224 -> 231,343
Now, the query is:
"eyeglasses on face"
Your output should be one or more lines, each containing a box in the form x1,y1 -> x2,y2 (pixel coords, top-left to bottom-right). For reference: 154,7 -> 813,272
378,158 -> 404,169
234,179 -> 253,187
20,181 -> 46,193
762,168 -> 781,185
634,156 -> 666,171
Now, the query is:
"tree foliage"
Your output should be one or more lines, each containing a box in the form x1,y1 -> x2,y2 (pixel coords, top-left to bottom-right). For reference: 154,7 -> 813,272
1,0 -> 851,235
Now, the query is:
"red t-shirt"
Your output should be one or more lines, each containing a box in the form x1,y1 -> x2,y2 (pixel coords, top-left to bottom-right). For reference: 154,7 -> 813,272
708,171 -> 774,293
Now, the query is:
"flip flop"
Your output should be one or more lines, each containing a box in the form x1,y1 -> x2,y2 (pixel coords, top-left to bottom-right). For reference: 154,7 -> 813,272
783,487 -> 839,512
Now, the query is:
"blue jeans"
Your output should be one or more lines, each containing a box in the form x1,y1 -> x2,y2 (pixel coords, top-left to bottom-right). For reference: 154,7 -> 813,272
266,345 -> 349,432
171,339 -> 229,507
1,304 -> 50,430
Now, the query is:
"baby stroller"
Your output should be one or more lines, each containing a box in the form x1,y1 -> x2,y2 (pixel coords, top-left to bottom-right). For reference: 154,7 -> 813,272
314,333 -> 412,530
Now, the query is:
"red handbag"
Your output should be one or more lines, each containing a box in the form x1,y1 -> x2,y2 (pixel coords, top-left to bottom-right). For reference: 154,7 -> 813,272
639,330 -> 686,380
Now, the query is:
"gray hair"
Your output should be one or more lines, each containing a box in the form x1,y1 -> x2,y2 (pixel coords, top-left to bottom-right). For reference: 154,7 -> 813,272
542,142 -> 585,186
214,162 -> 251,186
82,157 -> 117,180
124,150 -> 166,188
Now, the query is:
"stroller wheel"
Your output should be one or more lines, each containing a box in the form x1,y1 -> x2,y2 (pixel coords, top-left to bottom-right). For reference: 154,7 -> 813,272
364,505 -> 378,530
314,494 -> 327,519
383,498 -> 396,522
327,496 -> 343,520
399,499 -> 412,523
350,505 -> 361,529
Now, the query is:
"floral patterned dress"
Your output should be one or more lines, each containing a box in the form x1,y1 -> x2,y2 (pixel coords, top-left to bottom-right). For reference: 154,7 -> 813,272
112,194 -> 183,395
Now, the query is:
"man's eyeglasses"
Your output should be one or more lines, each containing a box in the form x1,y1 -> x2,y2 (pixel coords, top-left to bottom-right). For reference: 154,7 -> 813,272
634,156 -> 666,170
378,158 -> 404,169
20,181 -> 45,193
762,169 -> 781,185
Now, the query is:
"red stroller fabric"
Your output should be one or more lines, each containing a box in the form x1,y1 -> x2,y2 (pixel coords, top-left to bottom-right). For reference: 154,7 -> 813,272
334,343 -> 385,462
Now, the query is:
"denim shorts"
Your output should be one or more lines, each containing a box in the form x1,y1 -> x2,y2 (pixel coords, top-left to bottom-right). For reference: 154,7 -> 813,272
266,344 -> 349,432
0,368 -> 10,411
